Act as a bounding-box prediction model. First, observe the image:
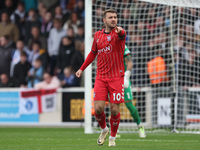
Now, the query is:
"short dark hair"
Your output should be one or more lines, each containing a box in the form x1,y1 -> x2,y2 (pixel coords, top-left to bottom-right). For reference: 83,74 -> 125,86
18,1 -> 25,7
62,36 -> 73,42
31,25 -> 39,30
2,35 -> 10,41
20,51 -> 27,57
32,40 -> 41,47
35,58 -> 42,63
53,18 -> 62,24
102,9 -> 117,18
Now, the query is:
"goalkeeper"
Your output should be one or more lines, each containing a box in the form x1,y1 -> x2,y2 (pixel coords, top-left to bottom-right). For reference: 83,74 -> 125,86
124,45 -> 146,138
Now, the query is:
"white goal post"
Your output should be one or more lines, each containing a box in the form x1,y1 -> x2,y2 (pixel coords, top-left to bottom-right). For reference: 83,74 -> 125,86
84,0 -> 200,134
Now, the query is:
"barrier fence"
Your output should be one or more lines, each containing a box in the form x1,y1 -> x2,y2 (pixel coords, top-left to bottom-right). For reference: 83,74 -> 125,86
0,87 -> 199,129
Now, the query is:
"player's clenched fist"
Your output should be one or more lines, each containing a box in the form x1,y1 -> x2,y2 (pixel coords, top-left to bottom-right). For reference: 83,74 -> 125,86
115,26 -> 123,33
76,69 -> 83,78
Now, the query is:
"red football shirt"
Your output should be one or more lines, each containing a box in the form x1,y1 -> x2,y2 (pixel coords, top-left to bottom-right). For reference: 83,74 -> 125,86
91,28 -> 126,78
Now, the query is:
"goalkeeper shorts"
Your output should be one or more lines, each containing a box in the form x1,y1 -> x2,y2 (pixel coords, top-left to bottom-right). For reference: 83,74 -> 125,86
124,80 -> 133,101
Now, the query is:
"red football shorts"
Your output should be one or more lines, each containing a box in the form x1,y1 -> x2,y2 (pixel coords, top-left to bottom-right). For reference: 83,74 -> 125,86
93,76 -> 124,104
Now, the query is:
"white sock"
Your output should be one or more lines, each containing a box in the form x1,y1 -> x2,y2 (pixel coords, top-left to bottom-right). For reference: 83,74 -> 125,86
109,136 -> 116,140
101,126 -> 108,132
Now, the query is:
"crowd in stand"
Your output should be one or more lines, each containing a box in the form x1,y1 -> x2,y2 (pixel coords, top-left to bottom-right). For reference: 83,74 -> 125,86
0,0 -> 85,89
1,0 -> 200,89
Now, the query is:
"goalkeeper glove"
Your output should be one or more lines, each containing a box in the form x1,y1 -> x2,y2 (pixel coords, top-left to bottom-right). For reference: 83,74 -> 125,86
124,70 -> 131,88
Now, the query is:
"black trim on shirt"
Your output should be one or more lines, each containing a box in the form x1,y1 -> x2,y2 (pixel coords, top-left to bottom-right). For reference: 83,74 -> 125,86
103,29 -> 110,34
91,50 -> 97,54
118,33 -> 125,39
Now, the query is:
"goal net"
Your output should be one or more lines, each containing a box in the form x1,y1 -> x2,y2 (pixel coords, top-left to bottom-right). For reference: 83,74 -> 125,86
85,0 -> 200,133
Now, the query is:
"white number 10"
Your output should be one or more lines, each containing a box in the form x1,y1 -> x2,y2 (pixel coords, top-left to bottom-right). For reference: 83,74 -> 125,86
113,93 -> 121,101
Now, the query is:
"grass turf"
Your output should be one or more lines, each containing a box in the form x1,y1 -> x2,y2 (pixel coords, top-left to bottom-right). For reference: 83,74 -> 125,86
0,128 -> 199,150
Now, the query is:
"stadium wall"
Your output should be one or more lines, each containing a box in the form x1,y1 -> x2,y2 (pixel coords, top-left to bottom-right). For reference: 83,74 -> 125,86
0,88 -> 85,126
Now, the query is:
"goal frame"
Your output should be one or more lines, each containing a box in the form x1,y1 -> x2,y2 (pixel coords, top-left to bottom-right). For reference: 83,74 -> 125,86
84,0 -> 200,134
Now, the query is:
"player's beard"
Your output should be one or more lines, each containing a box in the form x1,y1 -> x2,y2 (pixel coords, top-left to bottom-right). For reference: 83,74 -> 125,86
105,21 -> 116,31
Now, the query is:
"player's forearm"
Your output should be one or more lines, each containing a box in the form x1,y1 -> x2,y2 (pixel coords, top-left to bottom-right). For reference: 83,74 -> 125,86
125,56 -> 133,71
126,61 -> 133,71
80,51 -> 97,71
124,56 -> 132,87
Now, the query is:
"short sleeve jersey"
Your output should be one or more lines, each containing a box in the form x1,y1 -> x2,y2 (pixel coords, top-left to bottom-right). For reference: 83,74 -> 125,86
91,28 -> 126,78
124,45 -> 131,71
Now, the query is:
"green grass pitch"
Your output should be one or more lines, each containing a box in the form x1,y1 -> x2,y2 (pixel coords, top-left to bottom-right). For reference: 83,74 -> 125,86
0,127 -> 199,150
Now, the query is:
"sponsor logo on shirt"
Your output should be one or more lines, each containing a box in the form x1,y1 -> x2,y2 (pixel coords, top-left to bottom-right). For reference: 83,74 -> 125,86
98,44 -> 112,54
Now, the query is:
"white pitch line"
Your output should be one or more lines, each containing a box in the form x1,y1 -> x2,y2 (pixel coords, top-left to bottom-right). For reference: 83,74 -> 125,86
66,138 -> 199,143
117,139 -> 199,143
27,137 -> 199,143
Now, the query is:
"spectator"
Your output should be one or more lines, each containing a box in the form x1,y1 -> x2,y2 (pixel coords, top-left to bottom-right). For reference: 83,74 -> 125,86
185,25 -> 194,43
119,8 -> 134,31
75,25 -> 84,41
20,0 -> 38,12
0,73 -> 15,87
57,36 -> 75,79
37,2 -> 45,14
38,41 -> 48,70
0,12 -> 19,43
147,49 -> 168,87
40,11 -> 53,37
187,48 -> 198,87
174,36 -> 189,61
48,18 -> 66,75
0,0 -> 16,18
38,5 -> 47,26
74,0 -> 84,23
63,11 -> 80,35
70,40 -> 84,86
24,9 -> 41,44
39,0 -> 59,12
193,50 -> 200,86
54,5 -> 68,24
60,66 -> 79,87
27,58 -> 44,88
34,72 -> 60,90
92,6 -> 103,31
27,26 -> 47,50
146,9 -> 156,33
28,41 -> 40,66
10,1 -> 26,40
66,0 -> 76,11
163,6 -> 170,27
59,0 -> 71,15
132,33 -> 149,86
13,51 -> 31,87
70,40 -> 84,72
28,41 -> 48,70
194,17 -> 200,36
67,26 -> 75,40
0,35 -> 15,76
10,40 -> 29,76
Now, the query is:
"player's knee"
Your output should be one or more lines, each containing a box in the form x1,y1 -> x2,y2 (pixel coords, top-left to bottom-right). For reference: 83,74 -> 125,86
110,104 -> 120,115
94,105 -> 104,114
110,107 -> 119,115
94,101 -> 105,114
95,108 -> 104,114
